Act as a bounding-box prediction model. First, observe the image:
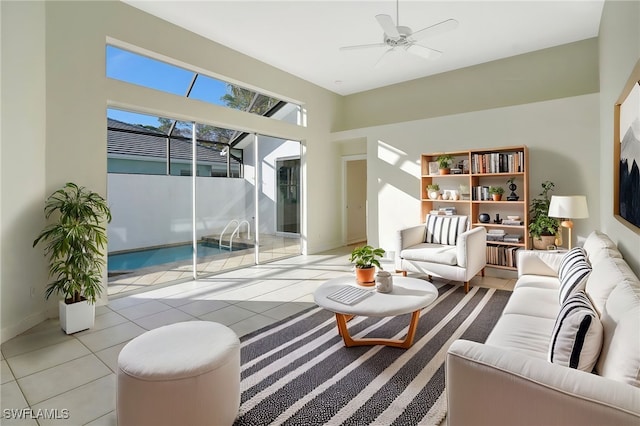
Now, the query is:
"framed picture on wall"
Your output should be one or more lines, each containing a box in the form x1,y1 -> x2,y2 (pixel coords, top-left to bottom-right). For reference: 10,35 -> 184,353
614,59 -> 640,231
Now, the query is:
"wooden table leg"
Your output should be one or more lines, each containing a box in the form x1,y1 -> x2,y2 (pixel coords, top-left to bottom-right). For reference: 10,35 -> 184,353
334,311 -> 421,349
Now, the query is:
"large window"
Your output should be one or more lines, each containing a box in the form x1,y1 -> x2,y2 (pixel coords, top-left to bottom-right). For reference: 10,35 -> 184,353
106,45 -> 301,125
107,109 -> 242,177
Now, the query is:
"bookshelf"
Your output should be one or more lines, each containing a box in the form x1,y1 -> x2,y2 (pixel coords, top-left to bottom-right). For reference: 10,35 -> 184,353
420,146 -> 529,270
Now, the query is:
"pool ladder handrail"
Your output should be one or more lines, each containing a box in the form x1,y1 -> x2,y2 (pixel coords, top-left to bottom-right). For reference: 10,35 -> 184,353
219,219 -> 251,251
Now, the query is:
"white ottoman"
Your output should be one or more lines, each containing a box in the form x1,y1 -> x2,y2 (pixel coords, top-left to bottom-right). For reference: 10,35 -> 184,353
117,321 -> 240,426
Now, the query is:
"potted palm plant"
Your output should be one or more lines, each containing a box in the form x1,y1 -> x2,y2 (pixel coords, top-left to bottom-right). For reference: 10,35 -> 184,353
528,180 -> 560,250
33,182 -> 112,334
349,245 -> 385,285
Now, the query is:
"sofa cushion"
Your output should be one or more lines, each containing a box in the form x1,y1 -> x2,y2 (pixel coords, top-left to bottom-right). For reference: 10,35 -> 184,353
400,243 -> 458,266
595,264 -> 640,387
424,214 -> 468,246
583,230 -> 623,265
549,291 -> 603,372
486,314 -> 556,360
586,256 -> 632,316
559,259 -> 591,304
502,286 -> 559,320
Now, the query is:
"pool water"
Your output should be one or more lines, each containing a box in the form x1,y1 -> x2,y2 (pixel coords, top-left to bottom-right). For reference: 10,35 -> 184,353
109,242 -> 230,272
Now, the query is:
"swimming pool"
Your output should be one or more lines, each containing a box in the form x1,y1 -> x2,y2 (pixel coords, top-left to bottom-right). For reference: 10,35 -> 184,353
108,242 -> 233,272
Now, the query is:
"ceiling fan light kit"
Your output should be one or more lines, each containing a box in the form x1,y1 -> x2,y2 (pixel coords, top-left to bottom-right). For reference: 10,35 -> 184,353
340,0 -> 458,66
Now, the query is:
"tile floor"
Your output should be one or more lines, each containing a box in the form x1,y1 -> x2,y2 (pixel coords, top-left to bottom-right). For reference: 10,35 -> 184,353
1,246 -> 515,426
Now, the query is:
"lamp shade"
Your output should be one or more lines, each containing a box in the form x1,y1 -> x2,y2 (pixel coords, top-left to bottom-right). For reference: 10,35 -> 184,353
548,195 -> 589,219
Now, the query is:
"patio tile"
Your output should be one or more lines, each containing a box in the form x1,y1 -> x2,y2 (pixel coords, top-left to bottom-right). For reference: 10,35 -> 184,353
114,300 -> 172,320
1,380 -> 29,411
0,326 -> 72,359
177,299 -> 231,316
75,322 -> 146,353
229,314 -> 279,337
94,342 -> 129,373
85,410 -> 116,426
6,339 -> 90,379
133,308 -> 196,330
17,354 -> 110,405
198,305 -> 257,326
262,302 -> 316,321
33,374 -> 116,426
1,360 -> 14,384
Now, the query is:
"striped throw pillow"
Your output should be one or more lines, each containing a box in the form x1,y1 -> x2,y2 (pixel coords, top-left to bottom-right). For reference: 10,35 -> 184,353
425,214 -> 468,246
559,260 -> 592,304
549,291 -> 603,371
558,247 -> 588,282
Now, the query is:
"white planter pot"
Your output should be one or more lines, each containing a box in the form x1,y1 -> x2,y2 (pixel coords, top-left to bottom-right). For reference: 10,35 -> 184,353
59,299 -> 95,334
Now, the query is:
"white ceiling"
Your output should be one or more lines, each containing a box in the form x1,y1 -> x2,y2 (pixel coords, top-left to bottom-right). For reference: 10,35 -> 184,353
123,1 -> 605,96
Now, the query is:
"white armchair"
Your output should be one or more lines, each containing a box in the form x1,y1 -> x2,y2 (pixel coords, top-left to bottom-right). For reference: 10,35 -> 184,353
395,214 -> 486,293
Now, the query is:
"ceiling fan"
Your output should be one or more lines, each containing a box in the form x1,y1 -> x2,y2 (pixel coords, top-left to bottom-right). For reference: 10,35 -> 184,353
340,0 -> 459,67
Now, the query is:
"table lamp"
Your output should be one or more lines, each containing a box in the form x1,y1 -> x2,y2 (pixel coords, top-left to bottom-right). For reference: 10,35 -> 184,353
548,195 -> 589,249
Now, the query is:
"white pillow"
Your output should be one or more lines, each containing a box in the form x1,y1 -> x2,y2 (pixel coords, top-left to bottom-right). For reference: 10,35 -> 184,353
424,214 -> 468,246
549,291 -> 603,372
559,259 -> 592,304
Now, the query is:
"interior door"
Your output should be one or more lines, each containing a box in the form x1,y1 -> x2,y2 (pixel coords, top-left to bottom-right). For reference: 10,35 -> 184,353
346,159 -> 367,244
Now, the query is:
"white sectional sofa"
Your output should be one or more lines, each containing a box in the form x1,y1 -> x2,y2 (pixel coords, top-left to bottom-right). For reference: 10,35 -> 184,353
446,231 -> 640,425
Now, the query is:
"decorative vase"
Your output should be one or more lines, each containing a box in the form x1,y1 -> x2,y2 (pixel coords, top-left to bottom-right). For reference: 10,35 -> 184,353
478,213 -> 490,223
428,191 -> 439,200
375,271 -> 393,293
355,267 -> 376,285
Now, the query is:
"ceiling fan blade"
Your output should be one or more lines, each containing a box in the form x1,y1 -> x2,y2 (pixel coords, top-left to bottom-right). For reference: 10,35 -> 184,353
375,14 -> 400,38
374,48 -> 399,68
411,18 -> 459,41
340,42 -> 387,51
405,43 -> 442,60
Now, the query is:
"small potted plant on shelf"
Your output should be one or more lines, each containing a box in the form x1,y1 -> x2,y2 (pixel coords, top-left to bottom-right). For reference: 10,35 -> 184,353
349,245 -> 385,285
488,186 -> 504,201
426,183 -> 440,200
436,154 -> 453,175
33,182 -> 112,334
528,180 -> 560,250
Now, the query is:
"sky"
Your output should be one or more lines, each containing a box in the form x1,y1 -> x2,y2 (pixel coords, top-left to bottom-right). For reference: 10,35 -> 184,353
106,45 -> 229,127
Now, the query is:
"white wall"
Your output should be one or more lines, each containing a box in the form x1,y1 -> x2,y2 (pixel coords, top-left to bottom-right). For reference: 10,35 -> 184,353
107,175 -> 250,252
598,0 -> 640,274
1,1 -> 53,342
333,94 -> 600,261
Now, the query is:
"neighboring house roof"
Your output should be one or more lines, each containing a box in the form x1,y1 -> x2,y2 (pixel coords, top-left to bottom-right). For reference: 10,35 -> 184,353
107,118 -> 227,164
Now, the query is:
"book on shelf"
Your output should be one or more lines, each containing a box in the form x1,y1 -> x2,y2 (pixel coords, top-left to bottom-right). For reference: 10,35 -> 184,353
503,234 -> 523,243
487,229 -> 506,234
502,220 -> 524,226
471,151 -> 524,174
438,207 -> 457,215
485,246 -> 521,268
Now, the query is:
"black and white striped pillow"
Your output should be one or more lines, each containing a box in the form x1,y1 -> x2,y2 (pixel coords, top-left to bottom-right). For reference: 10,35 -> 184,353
425,215 -> 468,246
549,291 -> 603,371
558,247 -> 588,282
559,259 -> 592,304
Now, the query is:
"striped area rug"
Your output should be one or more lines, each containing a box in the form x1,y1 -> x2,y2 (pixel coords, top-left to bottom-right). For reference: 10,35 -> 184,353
235,283 -> 510,426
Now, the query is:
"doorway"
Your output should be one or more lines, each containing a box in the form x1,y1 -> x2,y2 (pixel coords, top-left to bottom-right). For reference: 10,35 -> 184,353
276,158 -> 301,234
345,157 -> 367,244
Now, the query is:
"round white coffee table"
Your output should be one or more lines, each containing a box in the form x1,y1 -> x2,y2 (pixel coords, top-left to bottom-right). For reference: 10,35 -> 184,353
314,275 -> 438,349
